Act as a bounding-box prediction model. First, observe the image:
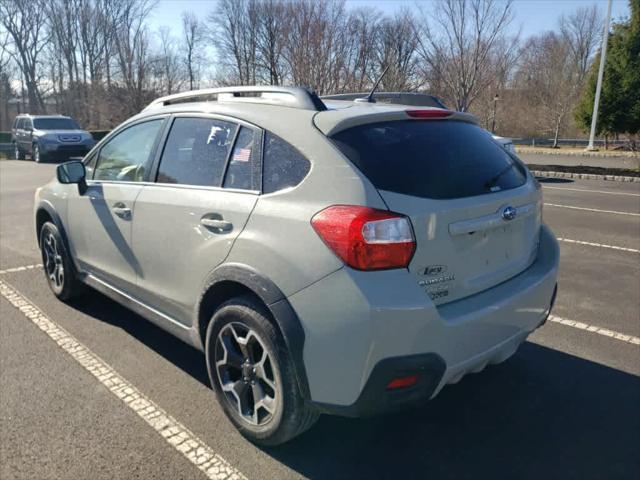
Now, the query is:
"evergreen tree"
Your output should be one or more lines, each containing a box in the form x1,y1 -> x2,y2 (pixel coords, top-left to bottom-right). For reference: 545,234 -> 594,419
575,0 -> 640,137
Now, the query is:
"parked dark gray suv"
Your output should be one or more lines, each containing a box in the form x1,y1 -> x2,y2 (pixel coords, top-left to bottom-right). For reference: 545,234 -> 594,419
11,114 -> 95,162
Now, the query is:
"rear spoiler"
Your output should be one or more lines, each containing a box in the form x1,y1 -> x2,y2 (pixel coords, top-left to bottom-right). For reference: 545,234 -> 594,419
314,107 -> 478,137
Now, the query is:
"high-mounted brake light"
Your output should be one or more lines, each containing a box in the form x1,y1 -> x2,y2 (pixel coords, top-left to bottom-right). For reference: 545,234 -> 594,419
405,109 -> 453,119
311,205 -> 416,271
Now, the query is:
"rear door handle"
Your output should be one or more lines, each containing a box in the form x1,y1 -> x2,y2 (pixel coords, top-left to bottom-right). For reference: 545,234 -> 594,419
112,202 -> 132,219
200,217 -> 233,232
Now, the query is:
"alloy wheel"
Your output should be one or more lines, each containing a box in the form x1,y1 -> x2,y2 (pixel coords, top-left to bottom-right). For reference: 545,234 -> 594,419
215,322 -> 278,426
43,232 -> 64,290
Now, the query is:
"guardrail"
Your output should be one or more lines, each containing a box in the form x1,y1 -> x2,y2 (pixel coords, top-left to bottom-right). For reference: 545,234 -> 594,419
512,138 -> 628,148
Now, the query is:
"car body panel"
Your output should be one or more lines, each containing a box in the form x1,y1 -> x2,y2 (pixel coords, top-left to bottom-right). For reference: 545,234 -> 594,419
131,184 -> 259,325
289,224 -> 558,406
67,181 -> 143,292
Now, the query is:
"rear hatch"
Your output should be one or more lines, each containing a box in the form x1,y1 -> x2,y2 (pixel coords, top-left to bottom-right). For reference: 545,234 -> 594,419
329,116 -> 542,305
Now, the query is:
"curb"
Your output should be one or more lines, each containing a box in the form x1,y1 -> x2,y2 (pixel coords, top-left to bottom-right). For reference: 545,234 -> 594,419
530,170 -> 640,183
516,147 -> 639,159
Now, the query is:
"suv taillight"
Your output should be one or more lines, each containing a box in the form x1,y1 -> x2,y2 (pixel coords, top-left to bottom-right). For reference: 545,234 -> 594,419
311,205 -> 416,271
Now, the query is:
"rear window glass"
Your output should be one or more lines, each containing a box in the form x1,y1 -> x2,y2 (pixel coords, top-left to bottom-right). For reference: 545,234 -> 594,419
330,120 -> 527,199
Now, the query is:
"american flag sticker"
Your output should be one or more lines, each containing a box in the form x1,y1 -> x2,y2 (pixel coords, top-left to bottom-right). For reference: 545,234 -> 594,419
232,148 -> 251,163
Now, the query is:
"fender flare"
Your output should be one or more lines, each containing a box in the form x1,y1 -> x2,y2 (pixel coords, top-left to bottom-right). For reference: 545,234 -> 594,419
197,263 -> 311,400
35,201 -> 79,271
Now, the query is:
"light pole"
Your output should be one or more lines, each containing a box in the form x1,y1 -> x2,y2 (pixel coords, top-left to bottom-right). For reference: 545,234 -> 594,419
491,94 -> 499,133
587,0 -> 613,151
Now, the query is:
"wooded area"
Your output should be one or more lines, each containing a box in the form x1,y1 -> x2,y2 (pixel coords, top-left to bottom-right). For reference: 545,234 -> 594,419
0,0 -> 637,145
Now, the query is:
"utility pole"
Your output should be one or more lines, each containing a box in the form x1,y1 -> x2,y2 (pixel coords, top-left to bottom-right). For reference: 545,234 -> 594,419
491,94 -> 499,133
587,0 -> 613,151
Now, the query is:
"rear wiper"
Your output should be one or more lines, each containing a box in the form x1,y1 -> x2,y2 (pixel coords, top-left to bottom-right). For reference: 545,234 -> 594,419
485,162 -> 517,190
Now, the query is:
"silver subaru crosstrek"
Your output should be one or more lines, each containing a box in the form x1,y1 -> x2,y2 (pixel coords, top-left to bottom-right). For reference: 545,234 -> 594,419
34,87 -> 559,445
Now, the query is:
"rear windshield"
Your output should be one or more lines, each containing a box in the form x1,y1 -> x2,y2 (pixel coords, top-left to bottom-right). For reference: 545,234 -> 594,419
33,118 -> 79,130
330,120 -> 527,199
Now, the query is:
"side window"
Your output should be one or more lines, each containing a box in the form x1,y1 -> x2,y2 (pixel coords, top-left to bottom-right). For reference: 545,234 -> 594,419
157,117 -> 236,187
223,126 -> 259,191
262,132 -> 310,194
94,120 -> 163,182
84,151 -> 98,179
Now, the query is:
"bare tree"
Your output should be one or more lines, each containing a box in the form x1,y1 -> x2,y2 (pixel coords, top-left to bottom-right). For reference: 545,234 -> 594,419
283,0 -> 349,94
560,5 -> 602,82
0,0 -> 48,113
254,0 -> 287,85
182,12 -> 205,90
209,0 -> 259,85
156,27 -> 184,94
417,0 -> 517,112
375,10 -> 421,91
341,8 -> 380,92
111,0 -> 156,114
517,32 -> 579,147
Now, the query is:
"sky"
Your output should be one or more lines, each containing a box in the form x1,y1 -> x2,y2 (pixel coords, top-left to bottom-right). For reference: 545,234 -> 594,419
148,0 -> 631,39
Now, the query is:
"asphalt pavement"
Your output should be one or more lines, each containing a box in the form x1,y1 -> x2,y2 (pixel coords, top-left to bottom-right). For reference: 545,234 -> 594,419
1,157 -> 639,480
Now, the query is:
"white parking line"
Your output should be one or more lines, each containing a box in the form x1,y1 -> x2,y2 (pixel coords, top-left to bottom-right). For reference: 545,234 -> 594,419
557,237 -> 640,254
544,203 -> 640,217
0,279 -> 246,480
0,264 -> 42,275
543,186 -> 640,197
547,314 -> 640,346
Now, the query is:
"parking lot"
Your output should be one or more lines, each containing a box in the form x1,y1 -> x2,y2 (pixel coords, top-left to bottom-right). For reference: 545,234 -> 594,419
1,158 -> 639,479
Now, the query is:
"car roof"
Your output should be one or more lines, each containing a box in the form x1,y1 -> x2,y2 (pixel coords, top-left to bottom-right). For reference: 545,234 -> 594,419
137,86 -> 478,138
16,114 -> 72,119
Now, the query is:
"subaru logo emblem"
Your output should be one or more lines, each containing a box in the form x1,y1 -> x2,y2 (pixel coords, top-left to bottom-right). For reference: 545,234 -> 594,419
502,206 -> 517,221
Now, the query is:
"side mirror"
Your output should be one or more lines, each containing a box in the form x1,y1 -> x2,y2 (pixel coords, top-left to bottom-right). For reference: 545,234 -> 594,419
57,161 -> 87,195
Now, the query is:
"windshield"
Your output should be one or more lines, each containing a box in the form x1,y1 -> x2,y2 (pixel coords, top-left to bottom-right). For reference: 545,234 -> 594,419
330,120 -> 527,199
33,118 -> 80,130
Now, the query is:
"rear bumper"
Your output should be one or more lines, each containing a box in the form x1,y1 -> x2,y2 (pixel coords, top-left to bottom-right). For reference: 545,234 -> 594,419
289,225 -> 559,414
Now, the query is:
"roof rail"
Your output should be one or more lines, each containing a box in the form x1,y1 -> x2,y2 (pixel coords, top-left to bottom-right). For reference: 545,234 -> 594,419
144,86 -> 327,112
321,92 -> 447,109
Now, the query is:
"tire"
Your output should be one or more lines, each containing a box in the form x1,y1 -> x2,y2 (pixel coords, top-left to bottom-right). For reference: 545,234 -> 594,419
205,295 -> 319,446
13,143 -> 25,160
33,143 -> 45,163
39,222 -> 84,300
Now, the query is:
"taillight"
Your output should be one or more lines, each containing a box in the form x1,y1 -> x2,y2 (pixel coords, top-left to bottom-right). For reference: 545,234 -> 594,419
405,109 -> 453,119
311,205 -> 416,271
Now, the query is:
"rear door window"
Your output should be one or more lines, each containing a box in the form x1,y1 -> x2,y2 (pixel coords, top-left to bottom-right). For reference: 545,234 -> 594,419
157,117 -> 237,187
330,120 -> 527,199
223,126 -> 260,191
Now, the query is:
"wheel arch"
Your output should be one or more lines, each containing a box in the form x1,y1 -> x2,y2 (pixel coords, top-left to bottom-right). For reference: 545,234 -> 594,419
35,201 -> 71,254
196,263 -> 311,400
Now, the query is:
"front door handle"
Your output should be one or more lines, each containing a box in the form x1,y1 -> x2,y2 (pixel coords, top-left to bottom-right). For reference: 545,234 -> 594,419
200,217 -> 233,232
112,202 -> 132,220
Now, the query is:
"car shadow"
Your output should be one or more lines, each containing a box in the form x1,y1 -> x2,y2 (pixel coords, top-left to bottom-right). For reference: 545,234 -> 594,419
69,292 -> 640,479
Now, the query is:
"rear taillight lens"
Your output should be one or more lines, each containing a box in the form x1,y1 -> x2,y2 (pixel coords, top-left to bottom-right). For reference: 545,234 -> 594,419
311,205 -> 416,271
